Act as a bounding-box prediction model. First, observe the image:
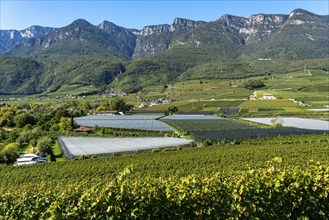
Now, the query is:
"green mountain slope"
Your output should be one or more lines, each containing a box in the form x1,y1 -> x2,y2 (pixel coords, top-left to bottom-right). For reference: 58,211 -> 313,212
6,19 -> 129,61
0,56 -> 44,94
244,9 -> 329,59
0,9 -> 328,95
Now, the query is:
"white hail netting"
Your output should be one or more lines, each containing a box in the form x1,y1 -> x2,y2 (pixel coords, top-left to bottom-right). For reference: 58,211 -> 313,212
59,136 -> 194,156
74,115 -> 173,131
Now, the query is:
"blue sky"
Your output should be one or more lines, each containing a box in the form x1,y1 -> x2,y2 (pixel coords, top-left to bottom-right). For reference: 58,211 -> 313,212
1,1 -> 328,30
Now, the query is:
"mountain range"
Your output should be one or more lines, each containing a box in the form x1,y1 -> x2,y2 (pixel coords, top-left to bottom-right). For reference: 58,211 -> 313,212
0,9 -> 328,94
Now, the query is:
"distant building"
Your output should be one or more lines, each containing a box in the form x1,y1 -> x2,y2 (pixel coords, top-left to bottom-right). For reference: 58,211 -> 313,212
249,95 -> 257,100
263,93 -> 276,100
137,103 -> 148,109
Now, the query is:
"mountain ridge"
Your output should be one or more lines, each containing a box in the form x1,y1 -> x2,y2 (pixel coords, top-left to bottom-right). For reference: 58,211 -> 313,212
0,8 -> 328,95
1,9 -> 328,60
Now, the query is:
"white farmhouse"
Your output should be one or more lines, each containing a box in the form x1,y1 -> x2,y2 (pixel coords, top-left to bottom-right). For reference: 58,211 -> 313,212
263,93 -> 276,100
249,95 -> 257,100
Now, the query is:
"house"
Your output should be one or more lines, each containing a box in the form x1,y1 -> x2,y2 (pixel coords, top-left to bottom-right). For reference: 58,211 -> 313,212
263,93 -> 276,100
249,95 -> 257,100
137,103 -> 148,109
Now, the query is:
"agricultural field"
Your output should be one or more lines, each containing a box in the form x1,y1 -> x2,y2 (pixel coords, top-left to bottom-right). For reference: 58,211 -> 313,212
146,100 -> 244,112
1,69 -> 327,117
46,83 -> 99,96
162,118 -> 256,134
134,69 -> 328,116
59,136 -> 193,158
74,115 -> 173,131
160,114 -> 328,140
135,79 -> 251,103
239,99 -> 301,108
242,117 -> 329,130
238,99 -> 305,114
1,133 -> 328,183
192,128 -> 328,141
1,133 -> 329,218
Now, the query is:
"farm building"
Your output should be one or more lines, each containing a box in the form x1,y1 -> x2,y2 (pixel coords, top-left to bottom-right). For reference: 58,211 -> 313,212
249,95 -> 257,100
262,93 -> 276,100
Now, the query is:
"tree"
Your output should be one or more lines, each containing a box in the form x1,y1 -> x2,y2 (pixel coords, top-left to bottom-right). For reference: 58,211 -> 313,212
36,136 -> 53,156
110,98 -> 133,112
0,111 -> 15,127
0,143 -> 19,164
243,79 -> 265,90
14,113 -> 36,128
58,117 -> 72,131
110,98 -> 126,112
165,106 -> 179,116
271,117 -> 284,128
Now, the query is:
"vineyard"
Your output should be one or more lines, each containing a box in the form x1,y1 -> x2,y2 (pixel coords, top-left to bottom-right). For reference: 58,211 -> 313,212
217,107 -> 240,115
1,133 -> 329,219
146,100 -> 244,111
192,128 -> 328,141
162,118 -> 256,133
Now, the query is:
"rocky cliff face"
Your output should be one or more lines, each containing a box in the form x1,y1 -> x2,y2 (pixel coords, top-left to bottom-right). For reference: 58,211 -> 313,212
250,9 -> 329,59
0,30 -> 22,52
97,21 -> 137,57
240,14 -> 288,44
133,18 -> 205,57
0,26 -> 55,53
20,26 -> 56,38
5,19 -> 132,59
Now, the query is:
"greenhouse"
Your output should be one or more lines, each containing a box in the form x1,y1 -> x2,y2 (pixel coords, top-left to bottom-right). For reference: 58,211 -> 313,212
74,115 -> 173,131
59,136 -> 194,158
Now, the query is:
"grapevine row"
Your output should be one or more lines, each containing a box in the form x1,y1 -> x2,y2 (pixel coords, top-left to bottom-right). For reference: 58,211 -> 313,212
1,159 -> 328,219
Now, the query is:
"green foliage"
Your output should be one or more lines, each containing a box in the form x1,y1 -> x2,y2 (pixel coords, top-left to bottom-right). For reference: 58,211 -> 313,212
58,117 -> 73,132
244,10 -> 329,60
270,117 -> 284,128
1,133 -> 328,184
110,98 -> 132,112
0,159 -> 328,219
1,10 -> 328,95
14,113 -> 36,128
6,19 -> 130,61
0,142 -> 19,164
0,56 -> 44,94
36,136 -> 53,156
243,79 -> 265,90
164,106 -> 178,115
0,54 -> 328,95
